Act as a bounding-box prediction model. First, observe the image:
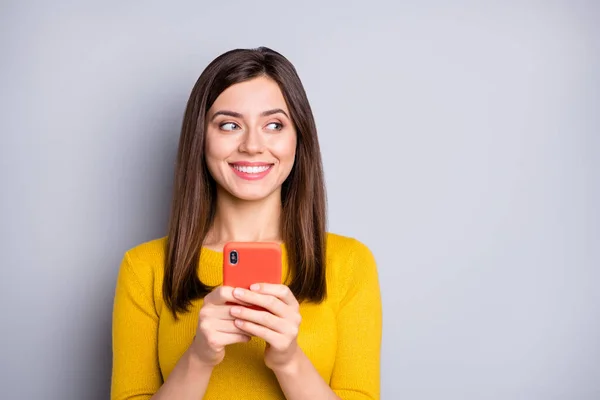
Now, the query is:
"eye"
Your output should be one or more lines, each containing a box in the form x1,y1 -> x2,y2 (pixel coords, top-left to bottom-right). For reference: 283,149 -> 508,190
220,122 -> 240,131
266,122 -> 283,131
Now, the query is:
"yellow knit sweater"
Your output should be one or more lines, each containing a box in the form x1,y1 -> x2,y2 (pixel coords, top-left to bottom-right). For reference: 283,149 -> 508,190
111,233 -> 382,399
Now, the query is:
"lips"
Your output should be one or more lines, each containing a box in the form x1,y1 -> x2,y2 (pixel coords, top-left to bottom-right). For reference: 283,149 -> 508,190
228,162 -> 274,181
231,164 -> 272,174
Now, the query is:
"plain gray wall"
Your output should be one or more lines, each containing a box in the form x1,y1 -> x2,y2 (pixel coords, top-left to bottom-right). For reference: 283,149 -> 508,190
1,1 -> 598,399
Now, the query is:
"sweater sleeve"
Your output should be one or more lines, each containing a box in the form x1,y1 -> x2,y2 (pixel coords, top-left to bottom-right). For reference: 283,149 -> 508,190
330,240 -> 383,400
111,252 -> 162,400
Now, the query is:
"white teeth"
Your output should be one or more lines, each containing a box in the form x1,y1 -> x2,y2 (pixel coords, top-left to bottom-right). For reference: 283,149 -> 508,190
233,164 -> 271,174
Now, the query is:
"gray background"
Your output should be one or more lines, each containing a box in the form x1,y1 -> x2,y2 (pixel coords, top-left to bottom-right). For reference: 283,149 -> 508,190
1,1 -> 598,399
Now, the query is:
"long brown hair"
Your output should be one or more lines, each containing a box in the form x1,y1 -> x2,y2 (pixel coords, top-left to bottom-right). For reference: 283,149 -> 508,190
163,47 -> 327,317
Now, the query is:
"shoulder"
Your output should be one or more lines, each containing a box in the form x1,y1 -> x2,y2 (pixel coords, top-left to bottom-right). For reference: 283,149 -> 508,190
124,236 -> 168,265
325,232 -> 379,298
118,236 -> 168,293
325,232 -> 376,264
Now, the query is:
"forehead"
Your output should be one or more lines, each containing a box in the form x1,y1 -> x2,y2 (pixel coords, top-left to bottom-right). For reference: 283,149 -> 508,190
209,76 -> 289,115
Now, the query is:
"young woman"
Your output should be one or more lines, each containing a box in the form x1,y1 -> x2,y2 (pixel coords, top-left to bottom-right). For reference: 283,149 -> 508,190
111,46 -> 382,400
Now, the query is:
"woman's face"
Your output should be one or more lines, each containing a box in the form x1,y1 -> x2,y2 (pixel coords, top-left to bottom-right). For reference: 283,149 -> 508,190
205,76 -> 297,202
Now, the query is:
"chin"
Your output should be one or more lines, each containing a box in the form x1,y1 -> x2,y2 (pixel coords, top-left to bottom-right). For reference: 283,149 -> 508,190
226,187 -> 278,202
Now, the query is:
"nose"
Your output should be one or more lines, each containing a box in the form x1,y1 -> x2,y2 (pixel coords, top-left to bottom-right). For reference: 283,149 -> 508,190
238,126 -> 265,154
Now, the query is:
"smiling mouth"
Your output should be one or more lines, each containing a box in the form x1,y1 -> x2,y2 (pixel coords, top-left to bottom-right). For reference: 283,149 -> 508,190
229,163 -> 274,174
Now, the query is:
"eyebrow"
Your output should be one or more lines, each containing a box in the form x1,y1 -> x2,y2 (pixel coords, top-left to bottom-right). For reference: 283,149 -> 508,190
210,108 -> 290,121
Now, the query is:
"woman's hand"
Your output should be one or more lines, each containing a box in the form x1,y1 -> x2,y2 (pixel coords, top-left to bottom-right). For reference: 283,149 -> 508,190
189,286 -> 252,368
230,283 -> 302,371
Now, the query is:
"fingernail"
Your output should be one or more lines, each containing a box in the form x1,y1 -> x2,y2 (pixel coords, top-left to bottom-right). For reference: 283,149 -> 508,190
235,319 -> 244,326
231,306 -> 241,315
250,284 -> 260,291
234,288 -> 244,297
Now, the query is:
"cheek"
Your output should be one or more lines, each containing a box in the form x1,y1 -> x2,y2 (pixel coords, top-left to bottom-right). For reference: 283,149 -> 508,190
204,134 -> 232,182
271,134 -> 297,164
205,133 -> 235,161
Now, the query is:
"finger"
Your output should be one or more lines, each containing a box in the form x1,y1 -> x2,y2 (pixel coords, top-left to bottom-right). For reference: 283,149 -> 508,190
249,283 -> 299,308
212,319 -> 249,335
204,286 -> 233,305
232,288 -> 287,317
216,332 -> 252,347
230,305 -> 286,333
199,317 -> 246,333
200,304 -> 258,321
205,286 -> 253,307
234,319 -> 277,344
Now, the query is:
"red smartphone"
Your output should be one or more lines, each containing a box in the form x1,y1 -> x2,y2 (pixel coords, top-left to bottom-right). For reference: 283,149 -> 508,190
223,241 -> 282,310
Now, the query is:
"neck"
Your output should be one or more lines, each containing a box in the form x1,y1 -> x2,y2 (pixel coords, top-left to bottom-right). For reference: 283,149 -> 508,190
204,187 -> 283,251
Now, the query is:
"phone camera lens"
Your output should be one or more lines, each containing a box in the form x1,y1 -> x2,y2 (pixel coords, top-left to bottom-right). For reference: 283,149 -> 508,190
229,250 -> 238,265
